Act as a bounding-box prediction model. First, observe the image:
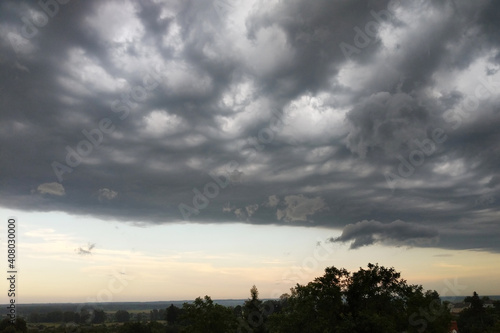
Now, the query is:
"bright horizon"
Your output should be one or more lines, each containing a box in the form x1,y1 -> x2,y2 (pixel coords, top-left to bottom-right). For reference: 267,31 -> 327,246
2,207 -> 500,304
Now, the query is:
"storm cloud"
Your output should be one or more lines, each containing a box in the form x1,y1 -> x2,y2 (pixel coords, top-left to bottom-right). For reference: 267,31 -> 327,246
1,0 -> 500,251
329,219 -> 439,249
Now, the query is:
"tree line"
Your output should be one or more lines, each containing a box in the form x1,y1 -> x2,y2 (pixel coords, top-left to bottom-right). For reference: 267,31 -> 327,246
23,308 -> 162,324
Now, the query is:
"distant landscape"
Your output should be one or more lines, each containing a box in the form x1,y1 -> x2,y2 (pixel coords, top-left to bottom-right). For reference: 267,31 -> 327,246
2,264 -> 500,332
9,299 -> 247,315
8,295 -> 500,314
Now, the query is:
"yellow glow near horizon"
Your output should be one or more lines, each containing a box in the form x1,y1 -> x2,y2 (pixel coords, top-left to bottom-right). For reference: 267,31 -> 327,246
1,208 -> 500,304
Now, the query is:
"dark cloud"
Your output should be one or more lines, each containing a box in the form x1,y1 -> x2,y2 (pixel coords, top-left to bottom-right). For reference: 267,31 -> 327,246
1,0 -> 500,251
328,219 -> 439,249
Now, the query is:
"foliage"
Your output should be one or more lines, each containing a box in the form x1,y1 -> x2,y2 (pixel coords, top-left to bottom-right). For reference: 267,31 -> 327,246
119,321 -> 154,333
269,266 -> 348,332
0,317 -> 27,333
91,309 -> 106,324
458,292 -> 497,333
166,304 -> 181,324
181,295 -> 238,333
114,310 -> 130,323
241,285 -> 268,332
268,263 -> 451,333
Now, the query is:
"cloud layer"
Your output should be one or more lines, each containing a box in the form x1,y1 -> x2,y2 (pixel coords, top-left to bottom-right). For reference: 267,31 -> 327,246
1,0 -> 500,251
329,219 -> 439,249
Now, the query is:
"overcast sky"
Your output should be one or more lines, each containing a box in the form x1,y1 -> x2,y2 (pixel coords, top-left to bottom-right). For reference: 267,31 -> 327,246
1,0 -> 500,302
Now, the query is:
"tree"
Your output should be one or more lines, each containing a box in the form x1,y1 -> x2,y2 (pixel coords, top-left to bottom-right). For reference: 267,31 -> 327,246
27,312 -> 40,323
166,304 -> 180,324
268,266 -> 349,332
181,295 -> 237,333
115,310 -> 131,323
62,311 -> 76,323
346,264 -> 450,333
46,311 -> 63,323
268,263 -> 451,333
136,312 -> 146,322
79,309 -> 92,324
0,318 -> 27,333
0,326 -> 17,333
150,309 -> 159,321
405,288 -> 451,333
119,321 -> 149,333
345,263 -> 411,332
458,292 -> 495,333
242,285 -> 268,332
91,309 -> 106,324
158,308 -> 166,321
464,292 -> 484,312
148,321 -> 166,333
233,305 -> 243,318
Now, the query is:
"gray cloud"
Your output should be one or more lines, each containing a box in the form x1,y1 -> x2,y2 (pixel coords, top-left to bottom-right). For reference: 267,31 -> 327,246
1,0 -> 500,252
276,195 -> 326,223
329,220 -> 439,249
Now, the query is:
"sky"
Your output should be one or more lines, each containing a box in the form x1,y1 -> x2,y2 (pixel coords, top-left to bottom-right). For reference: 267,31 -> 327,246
0,0 -> 500,304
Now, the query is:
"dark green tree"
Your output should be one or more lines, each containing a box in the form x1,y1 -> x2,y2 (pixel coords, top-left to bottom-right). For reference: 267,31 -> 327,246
136,312 -> 146,322
268,263 -> 451,333
166,304 -> 180,324
115,310 -> 131,323
119,321 -> 149,333
79,309 -> 92,324
91,309 -> 106,324
148,320 -> 166,333
150,309 -> 159,321
405,288 -> 451,333
0,326 -> 17,333
0,317 -> 27,333
158,308 -> 166,321
181,295 -> 237,333
346,263 -> 409,332
46,310 -> 63,323
62,311 -> 76,323
27,312 -> 40,323
233,304 -> 243,317
458,292 -> 495,333
268,266 -> 348,332
243,285 -> 267,332
165,325 -> 181,333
